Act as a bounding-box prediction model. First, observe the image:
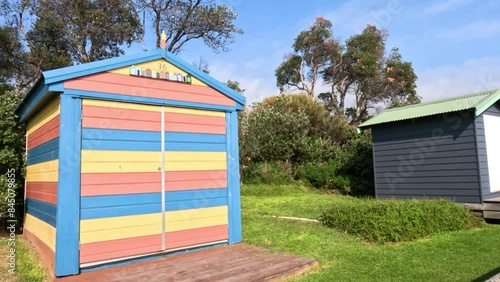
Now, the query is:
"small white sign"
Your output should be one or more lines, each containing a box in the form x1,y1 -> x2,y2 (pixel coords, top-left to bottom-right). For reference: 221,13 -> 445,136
483,114 -> 500,193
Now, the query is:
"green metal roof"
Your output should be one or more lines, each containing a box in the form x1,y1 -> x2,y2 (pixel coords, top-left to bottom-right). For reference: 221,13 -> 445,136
358,89 -> 500,128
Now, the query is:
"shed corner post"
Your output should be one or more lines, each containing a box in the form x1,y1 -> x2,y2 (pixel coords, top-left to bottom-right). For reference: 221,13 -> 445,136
227,110 -> 242,244
55,94 -> 81,276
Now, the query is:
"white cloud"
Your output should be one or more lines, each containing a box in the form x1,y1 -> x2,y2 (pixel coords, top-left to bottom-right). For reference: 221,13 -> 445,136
424,0 -> 473,15
208,60 -> 280,106
435,20 -> 500,40
416,57 -> 500,102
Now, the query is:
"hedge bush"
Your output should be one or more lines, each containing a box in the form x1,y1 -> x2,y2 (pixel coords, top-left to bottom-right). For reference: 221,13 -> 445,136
319,199 -> 482,243
241,161 -> 293,185
295,162 -> 351,193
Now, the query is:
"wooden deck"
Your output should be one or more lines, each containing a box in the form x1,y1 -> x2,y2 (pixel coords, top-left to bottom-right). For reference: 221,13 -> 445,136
464,200 -> 500,220
55,244 -> 318,282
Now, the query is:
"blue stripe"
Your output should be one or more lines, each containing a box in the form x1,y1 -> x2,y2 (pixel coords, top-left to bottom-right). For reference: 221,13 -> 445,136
26,198 -> 56,227
27,138 -> 59,165
81,128 -> 226,151
65,90 -> 236,112
80,189 -> 228,219
165,132 -> 226,144
165,142 -> 226,151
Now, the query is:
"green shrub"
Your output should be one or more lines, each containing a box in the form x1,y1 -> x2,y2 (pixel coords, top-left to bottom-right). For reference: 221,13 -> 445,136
319,199 -> 483,243
295,162 -> 351,193
241,161 -> 293,185
240,183 -> 309,197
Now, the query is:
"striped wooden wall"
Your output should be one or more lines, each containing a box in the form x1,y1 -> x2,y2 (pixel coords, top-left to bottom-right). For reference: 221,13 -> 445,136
80,99 -> 228,264
64,59 -> 236,108
25,97 -> 60,271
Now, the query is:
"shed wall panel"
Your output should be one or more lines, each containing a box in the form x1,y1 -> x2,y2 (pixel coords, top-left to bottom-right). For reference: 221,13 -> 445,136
371,111 -> 481,203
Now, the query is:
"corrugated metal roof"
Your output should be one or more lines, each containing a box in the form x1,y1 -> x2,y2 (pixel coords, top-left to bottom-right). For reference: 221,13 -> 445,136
358,89 -> 500,128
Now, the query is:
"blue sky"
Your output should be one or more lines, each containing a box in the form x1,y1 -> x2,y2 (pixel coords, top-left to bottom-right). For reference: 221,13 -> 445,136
128,0 -> 500,106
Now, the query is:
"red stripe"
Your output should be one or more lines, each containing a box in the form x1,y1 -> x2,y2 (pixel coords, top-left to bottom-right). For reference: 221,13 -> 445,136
27,115 -> 60,150
65,72 -> 235,107
26,182 -> 58,205
80,234 -> 162,264
81,171 -> 227,196
24,228 -> 55,276
79,225 -> 228,264
166,224 -> 228,250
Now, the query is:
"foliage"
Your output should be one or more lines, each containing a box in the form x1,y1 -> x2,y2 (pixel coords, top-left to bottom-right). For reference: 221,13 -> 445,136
0,90 -> 25,223
225,79 -> 245,93
240,183 -> 309,197
136,0 -> 243,53
295,162 -> 350,193
239,95 -> 310,164
320,25 -> 420,124
336,129 -> 374,195
24,0 -> 143,63
241,162 -> 293,185
0,26 -> 23,86
319,199 -> 482,243
275,17 -> 340,97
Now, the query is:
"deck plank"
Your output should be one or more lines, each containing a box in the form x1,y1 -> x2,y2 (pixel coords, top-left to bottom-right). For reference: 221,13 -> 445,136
55,244 -> 317,282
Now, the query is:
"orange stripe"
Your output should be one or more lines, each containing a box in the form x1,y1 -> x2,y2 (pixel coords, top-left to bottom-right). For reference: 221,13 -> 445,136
166,224 -> 228,250
24,228 -> 55,275
164,113 -> 226,134
65,72 -> 235,107
80,234 -> 162,264
83,117 -> 161,131
26,182 -> 58,205
81,171 -> 227,196
27,115 -> 60,150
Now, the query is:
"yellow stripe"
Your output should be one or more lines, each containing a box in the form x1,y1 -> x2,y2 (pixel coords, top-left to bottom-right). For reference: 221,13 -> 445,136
82,150 -> 161,163
26,160 -> 58,182
83,99 -> 161,112
80,206 -> 227,243
81,151 -> 226,173
165,107 -> 225,117
166,162 -> 227,171
166,151 -> 227,171
108,59 -> 206,86
80,213 -> 162,244
165,206 -> 228,232
24,214 -> 56,251
27,98 -> 60,135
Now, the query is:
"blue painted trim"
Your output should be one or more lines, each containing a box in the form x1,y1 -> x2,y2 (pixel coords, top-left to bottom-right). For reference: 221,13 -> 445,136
227,111 -> 242,244
17,82 -> 49,123
26,198 -> 57,227
48,82 -> 64,92
80,242 -> 228,273
43,49 -> 163,84
80,189 -> 228,219
27,138 -> 59,165
54,96 -> 81,276
165,132 -> 226,144
65,89 -> 237,112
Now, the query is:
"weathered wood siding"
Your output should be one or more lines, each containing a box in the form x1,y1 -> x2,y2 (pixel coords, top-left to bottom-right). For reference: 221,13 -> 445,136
476,103 -> 500,200
371,110 -> 482,203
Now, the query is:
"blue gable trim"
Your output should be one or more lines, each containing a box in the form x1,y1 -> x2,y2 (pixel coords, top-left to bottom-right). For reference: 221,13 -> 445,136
17,49 -> 245,119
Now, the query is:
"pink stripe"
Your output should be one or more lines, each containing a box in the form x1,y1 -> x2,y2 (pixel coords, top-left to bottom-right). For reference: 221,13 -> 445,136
82,105 -> 161,131
79,225 -> 228,264
81,171 -> 227,196
27,115 -> 60,150
80,234 -> 162,264
65,72 -> 235,107
26,182 -> 57,205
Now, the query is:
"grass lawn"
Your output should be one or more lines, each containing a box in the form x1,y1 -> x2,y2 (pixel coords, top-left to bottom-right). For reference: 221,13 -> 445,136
242,184 -> 500,282
0,233 -> 49,282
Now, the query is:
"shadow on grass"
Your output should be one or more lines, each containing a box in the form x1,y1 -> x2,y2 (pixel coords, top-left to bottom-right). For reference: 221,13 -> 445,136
472,267 -> 500,282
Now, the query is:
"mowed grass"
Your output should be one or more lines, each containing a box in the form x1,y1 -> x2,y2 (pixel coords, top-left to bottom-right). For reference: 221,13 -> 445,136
241,184 -> 500,282
0,233 -> 49,282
